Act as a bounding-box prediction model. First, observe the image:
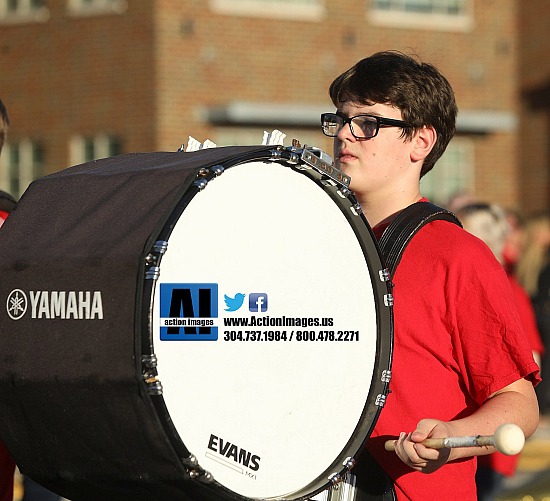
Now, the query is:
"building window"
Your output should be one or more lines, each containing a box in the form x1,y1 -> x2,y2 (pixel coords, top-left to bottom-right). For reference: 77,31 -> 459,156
419,138 -> 475,207
69,134 -> 122,165
0,0 -> 49,23
67,0 -> 128,16
369,0 -> 472,31
374,0 -> 466,14
209,0 -> 324,21
0,139 -> 44,198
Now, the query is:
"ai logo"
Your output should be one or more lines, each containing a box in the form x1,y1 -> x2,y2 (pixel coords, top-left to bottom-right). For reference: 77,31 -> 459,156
160,283 -> 218,341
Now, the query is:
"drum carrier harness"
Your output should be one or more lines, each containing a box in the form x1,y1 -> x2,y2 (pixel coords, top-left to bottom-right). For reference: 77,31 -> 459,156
379,201 -> 462,275
354,201 -> 461,501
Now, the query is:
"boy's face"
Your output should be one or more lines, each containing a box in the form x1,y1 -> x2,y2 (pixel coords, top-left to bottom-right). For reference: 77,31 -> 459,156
333,101 -> 416,203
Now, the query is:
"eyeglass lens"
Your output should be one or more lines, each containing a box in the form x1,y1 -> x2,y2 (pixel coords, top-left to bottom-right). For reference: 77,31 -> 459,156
322,114 -> 379,139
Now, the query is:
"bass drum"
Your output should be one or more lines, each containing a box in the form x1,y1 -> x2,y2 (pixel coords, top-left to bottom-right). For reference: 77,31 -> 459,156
0,145 -> 392,501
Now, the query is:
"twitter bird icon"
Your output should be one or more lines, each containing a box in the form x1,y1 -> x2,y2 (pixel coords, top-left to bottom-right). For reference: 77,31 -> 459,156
224,293 -> 245,312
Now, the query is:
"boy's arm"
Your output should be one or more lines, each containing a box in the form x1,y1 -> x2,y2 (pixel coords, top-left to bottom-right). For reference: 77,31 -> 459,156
390,377 -> 539,473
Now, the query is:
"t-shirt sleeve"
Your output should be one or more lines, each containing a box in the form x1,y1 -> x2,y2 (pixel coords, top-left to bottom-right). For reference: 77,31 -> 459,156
446,230 -> 541,405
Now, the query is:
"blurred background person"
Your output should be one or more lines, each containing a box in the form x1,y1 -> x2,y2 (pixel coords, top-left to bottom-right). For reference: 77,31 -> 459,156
502,208 -> 526,276
455,202 -> 544,501
1,97 -> 62,501
0,189 -> 16,228
0,97 -> 17,501
517,213 -> 550,424
0,99 -> 15,228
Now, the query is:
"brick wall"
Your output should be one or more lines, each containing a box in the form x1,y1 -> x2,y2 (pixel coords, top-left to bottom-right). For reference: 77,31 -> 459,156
2,0 -> 542,213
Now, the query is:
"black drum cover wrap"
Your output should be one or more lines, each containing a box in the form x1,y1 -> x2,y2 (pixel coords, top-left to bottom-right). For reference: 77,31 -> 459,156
0,146 -> 272,501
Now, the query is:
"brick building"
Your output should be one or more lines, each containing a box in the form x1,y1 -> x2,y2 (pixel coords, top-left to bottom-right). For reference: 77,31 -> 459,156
519,0 -> 550,215
0,0 -> 543,215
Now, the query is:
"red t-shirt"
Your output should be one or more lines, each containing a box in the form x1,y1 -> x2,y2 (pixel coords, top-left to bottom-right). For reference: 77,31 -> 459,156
507,273 -> 544,355
0,440 -> 14,501
0,210 -> 9,228
367,217 -> 541,501
0,208 -> 14,498
476,273 -> 544,477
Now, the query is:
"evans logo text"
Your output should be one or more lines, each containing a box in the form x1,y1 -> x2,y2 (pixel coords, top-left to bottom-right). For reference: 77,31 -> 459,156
207,434 -> 261,471
7,289 -> 104,320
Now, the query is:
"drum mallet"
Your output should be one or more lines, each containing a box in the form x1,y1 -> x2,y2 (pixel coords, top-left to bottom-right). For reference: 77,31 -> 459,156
384,423 -> 525,456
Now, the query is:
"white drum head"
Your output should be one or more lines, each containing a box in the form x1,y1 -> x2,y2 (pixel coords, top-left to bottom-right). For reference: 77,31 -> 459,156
152,159 -> 389,499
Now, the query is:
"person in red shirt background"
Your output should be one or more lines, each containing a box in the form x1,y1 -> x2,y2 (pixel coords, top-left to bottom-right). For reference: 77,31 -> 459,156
0,189 -> 17,228
456,202 -> 544,501
322,51 -> 540,500
517,214 -> 550,424
0,98 -> 17,501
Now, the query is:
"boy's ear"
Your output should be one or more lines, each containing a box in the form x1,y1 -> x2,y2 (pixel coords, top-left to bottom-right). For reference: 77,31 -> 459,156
411,126 -> 437,162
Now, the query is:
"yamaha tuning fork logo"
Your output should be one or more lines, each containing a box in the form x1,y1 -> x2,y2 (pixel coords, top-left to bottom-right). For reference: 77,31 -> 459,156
6,289 -> 28,320
6,289 -> 104,321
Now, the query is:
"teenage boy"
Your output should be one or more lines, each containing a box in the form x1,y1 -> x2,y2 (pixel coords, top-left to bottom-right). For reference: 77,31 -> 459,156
321,51 -> 540,500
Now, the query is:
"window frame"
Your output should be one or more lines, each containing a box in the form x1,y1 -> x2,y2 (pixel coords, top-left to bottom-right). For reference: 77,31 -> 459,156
0,0 -> 49,24
69,133 -> 122,165
66,0 -> 128,17
0,138 -> 44,198
369,0 -> 473,32
209,0 -> 325,21
419,137 -> 475,207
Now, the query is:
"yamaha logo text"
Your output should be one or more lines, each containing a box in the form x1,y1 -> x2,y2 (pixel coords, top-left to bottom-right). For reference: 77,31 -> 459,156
6,289 -> 104,321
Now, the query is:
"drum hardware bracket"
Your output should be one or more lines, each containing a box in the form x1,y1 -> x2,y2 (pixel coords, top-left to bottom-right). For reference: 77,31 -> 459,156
191,164 -> 225,192
153,240 -> 168,254
328,472 -> 344,487
300,146 -> 351,189
144,376 -> 163,396
342,456 -> 355,470
383,293 -> 394,307
379,268 -> 391,283
181,455 -> 214,484
325,472 -> 358,501
190,469 -> 213,484
337,186 -> 352,199
381,369 -> 392,384
145,265 -> 160,280
193,178 -> 208,191
299,144 -> 333,167
326,458 -> 356,488
197,165 -> 225,178
141,354 -> 163,395
375,394 -> 387,407
270,145 -> 351,189
182,454 -> 198,467
211,164 -> 225,176
350,203 -> 363,216
142,353 -> 158,369
145,240 -> 168,279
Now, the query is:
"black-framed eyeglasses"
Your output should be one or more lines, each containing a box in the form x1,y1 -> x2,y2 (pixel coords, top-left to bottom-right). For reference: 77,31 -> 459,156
321,112 -> 411,140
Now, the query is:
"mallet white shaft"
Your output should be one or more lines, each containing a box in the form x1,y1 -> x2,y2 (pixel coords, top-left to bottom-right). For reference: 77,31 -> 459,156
384,423 -> 525,456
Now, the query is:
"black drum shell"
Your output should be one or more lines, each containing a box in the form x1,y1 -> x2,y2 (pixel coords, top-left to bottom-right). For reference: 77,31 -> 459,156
0,146 -> 275,501
0,144 -> 393,501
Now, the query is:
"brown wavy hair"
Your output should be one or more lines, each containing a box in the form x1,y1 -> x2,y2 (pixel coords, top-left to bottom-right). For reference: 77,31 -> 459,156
329,51 -> 457,178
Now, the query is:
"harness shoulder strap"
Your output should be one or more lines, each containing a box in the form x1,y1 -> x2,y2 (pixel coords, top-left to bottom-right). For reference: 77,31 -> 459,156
379,201 -> 462,276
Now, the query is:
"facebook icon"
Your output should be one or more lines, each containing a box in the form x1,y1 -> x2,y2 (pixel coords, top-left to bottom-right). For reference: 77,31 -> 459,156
249,293 -> 268,312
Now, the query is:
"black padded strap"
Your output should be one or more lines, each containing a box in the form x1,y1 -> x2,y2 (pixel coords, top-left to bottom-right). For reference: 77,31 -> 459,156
379,202 -> 461,276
